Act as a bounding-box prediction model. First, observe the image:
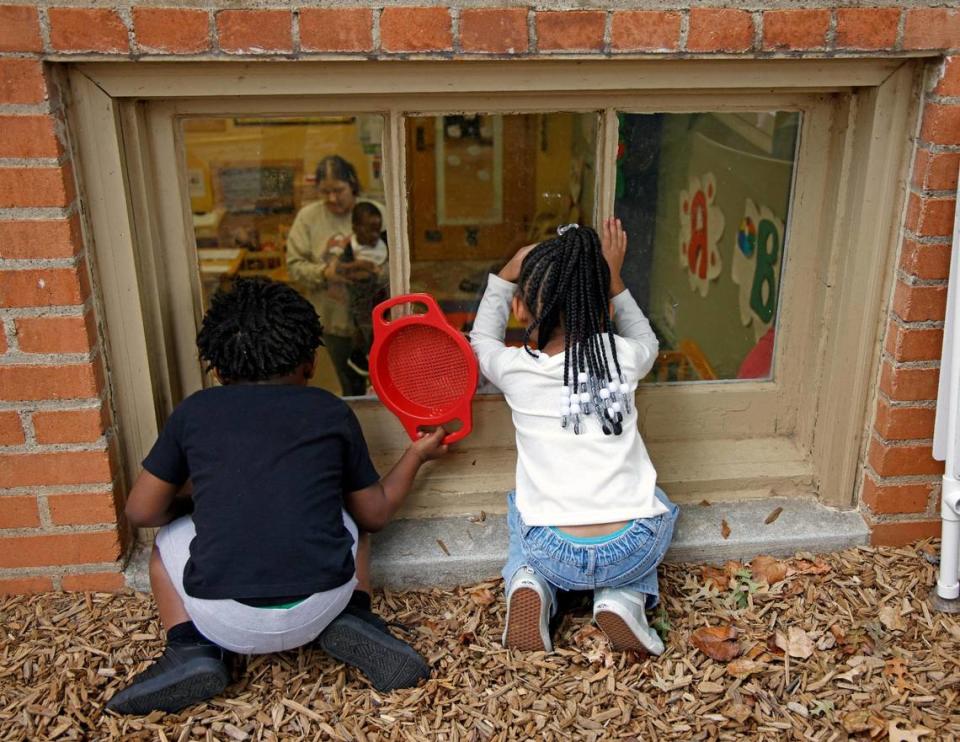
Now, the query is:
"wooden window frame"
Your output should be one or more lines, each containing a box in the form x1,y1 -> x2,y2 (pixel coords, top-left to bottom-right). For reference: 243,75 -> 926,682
67,59 -> 918,517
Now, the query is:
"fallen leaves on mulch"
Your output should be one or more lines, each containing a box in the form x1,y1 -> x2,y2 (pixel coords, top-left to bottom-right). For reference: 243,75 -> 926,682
1,542 -> 959,739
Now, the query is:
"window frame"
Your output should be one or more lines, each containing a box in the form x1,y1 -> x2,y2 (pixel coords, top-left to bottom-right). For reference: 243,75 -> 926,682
68,59 -> 918,513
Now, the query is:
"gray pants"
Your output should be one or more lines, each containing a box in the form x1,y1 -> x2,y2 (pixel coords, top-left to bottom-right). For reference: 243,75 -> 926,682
155,513 -> 358,654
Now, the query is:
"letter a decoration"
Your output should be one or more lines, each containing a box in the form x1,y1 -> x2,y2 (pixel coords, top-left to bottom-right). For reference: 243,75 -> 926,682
679,174 -> 724,297
732,199 -> 784,340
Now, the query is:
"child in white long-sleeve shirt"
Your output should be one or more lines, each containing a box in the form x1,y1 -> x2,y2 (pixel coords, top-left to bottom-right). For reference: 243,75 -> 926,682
470,219 -> 678,655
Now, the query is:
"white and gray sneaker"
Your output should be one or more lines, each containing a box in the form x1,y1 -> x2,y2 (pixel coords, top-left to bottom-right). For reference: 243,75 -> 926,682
593,587 -> 665,656
503,567 -> 554,652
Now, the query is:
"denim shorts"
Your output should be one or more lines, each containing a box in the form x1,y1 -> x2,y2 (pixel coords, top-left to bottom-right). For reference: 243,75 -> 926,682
502,487 -> 678,610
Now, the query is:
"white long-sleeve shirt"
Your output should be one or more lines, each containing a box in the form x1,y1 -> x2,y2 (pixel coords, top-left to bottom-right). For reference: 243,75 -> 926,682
470,274 -> 668,527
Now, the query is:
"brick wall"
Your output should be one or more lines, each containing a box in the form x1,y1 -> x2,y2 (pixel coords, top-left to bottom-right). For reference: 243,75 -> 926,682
0,3 -> 957,593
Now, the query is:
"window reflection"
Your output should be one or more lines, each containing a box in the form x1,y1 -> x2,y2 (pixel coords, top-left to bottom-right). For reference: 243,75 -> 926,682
181,115 -> 387,397
406,112 -> 599,393
615,112 -> 800,382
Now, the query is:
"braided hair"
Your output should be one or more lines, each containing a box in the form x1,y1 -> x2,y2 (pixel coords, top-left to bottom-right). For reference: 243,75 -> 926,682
517,225 -> 630,435
196,277 -> 323,383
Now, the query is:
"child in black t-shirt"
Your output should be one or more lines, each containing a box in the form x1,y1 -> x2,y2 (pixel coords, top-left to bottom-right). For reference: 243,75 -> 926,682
106,278 -> 448,716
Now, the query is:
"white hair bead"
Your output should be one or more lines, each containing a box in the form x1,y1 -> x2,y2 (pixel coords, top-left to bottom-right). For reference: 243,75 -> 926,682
612,402 -> 622,413
606,407 -> 615,419
570,403 -> 581,415
579,392 -> 590,403
607,381 -> 618,393
560,405 -> 570,416
618,382 -> 630,394
599,388 -> 611,399
577,372 -> 588,383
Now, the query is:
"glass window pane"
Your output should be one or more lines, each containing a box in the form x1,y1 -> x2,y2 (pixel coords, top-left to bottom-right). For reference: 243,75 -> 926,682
181,114 -> 388,398
406,112 -> 599,393
615,112 -> 800,382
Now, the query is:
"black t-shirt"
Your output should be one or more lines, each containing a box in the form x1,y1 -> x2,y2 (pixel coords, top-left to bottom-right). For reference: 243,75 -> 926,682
143,384 -> 379,601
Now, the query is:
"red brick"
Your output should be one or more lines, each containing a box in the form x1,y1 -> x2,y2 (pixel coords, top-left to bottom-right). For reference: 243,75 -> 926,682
885,322 -> 944,363
0,496 -> 40,528
861,475 -> 933,515
903,9 -> 960,51
62,571 -> 125,592
48,491 -> 118,525
905,192 -> 956,239
868,437 -> 943,477
934,56 -> 960,97
0,116 -> 61,159
870,519 -> 941,547
0,217 -> 83,260
0,5 -> 42,53
919,103 -> 960,147
380,7 -> 452,53
687,9 -> 753,53
216,10 -> 292,54
0,530 -> 119,568
536,11 -> 605,52
15,313 -> 96,354
899,238 -> 951,281
912,148 -> 960,193
0,165 -> 76,209
611,11 -> 680,52
0,268 -> 89,309
0,576 -> 53,595
133,7 -> 210,54
0,59 -> 46,105
460,8 -> 528,54
835,8 -> 900,50
49,8 -> 129,54
879,360 -> 940,402
0,450 -> 111,489
892,280 -> 947,323
0,412 -> 24,445
300,8 -> 373,53
874,398 -> 936,440
0,362 -> 101,401
33,407 -> 106,445
762,10 -> 829,51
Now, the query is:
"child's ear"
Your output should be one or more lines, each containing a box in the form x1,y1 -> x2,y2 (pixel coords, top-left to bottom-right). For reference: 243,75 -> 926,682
303,359 -> 316,381
511,295 -> 530,323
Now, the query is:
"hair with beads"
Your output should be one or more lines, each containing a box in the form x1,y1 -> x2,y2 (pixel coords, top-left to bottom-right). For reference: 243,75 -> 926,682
196,278 -> 324,383
517,225 -> 630,435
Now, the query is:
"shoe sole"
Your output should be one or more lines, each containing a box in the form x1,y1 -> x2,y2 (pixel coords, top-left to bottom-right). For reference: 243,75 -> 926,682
595,610 -> 651,656
106,658 -> 229,715
505,587 -> 547,652
317,614 -> 429,693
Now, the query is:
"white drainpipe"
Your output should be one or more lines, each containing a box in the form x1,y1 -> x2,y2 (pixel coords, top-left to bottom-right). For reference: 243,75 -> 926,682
930,164 -> 960,613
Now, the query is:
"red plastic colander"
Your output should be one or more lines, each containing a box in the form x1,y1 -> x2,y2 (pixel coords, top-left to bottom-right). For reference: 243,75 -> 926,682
369,293 -> 478,445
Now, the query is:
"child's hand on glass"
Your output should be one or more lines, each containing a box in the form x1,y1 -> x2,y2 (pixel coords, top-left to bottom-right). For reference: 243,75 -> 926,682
498,243 -> 537,283
411,426 -> 449,462
601,217 -> 627,295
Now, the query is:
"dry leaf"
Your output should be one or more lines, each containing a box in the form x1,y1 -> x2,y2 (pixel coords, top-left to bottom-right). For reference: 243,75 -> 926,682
842,709 -> 877,735
700,566 -> 728,591
788,558 -> 832,576
888,719 -> 933,741
764,506 -> 783,525
750,555 -> 787,585
466,586 -> 496,606
726,658 -> 766,677
690,625 -> 741,662
775,626 -> 814,659
879,604 -> 906,632
720,519 -> 731,539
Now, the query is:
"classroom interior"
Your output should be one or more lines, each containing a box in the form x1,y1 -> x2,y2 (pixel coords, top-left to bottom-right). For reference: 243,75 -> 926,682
181,110 -> 799,397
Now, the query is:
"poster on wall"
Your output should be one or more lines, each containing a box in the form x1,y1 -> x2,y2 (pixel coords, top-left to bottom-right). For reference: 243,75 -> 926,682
678,173 -> 724,297
732,199 -> 784,340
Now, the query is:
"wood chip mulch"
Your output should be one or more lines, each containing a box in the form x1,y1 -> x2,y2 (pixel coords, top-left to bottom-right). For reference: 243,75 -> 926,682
2,542 -> 959,740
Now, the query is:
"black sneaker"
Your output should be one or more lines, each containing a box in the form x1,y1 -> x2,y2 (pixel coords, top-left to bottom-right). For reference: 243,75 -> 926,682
105,642 -> 231,715
316,613 -> 430,693
346,350 -> 369,377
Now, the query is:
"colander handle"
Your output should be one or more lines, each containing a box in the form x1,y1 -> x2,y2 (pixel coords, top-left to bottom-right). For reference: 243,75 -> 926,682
373,293 -> 444,330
